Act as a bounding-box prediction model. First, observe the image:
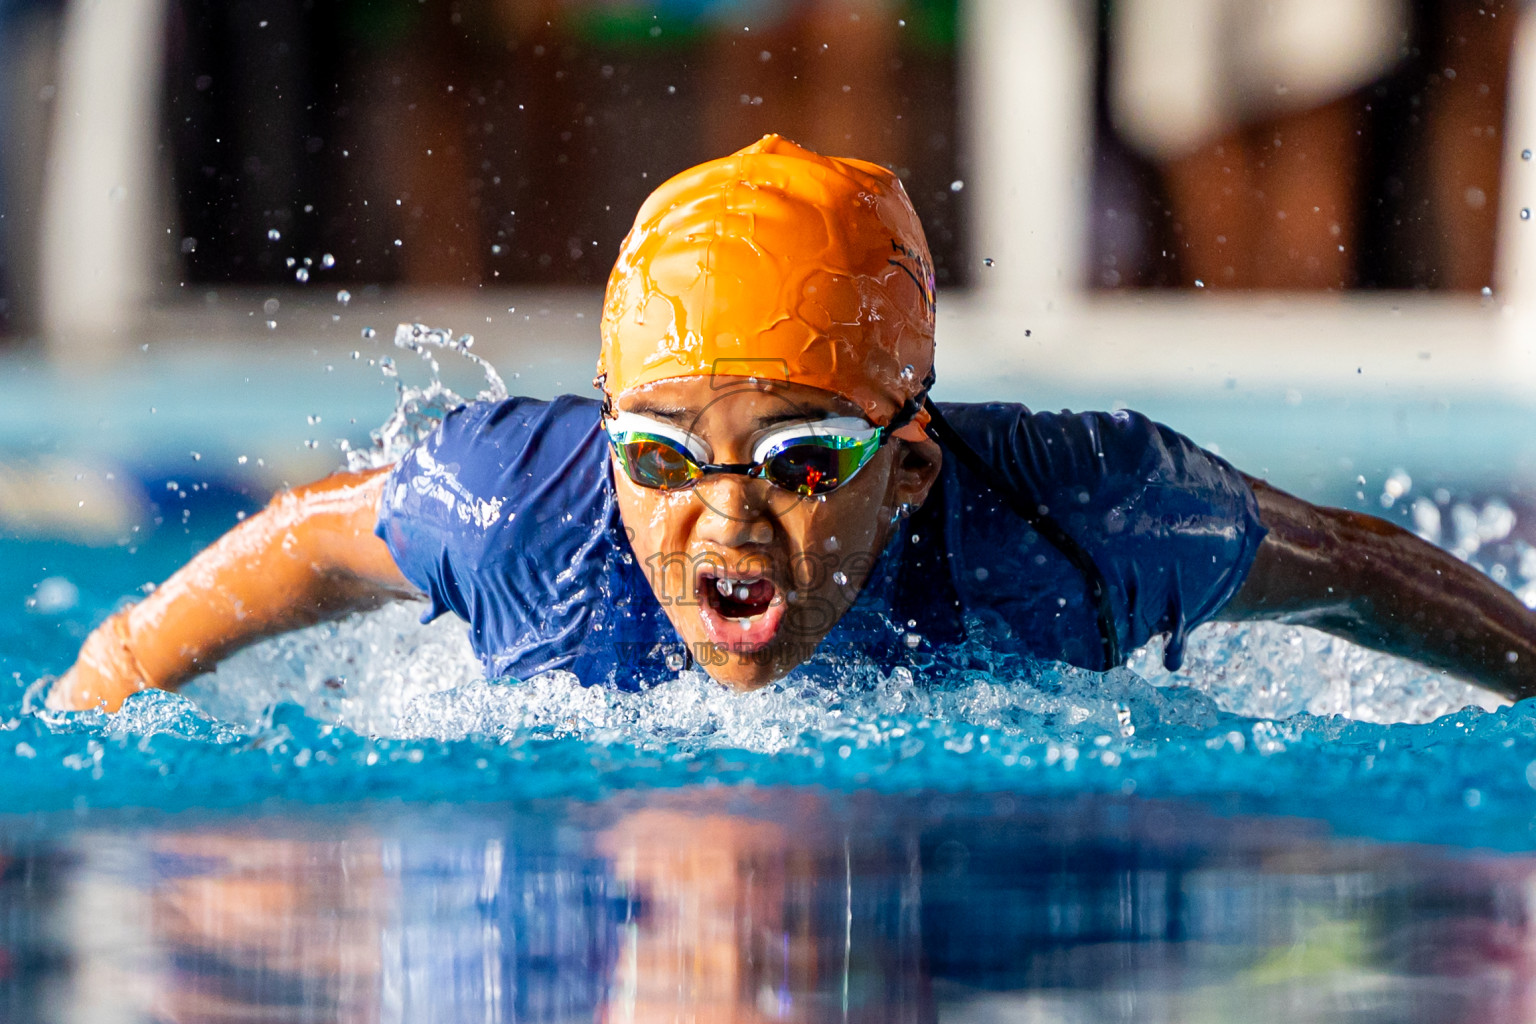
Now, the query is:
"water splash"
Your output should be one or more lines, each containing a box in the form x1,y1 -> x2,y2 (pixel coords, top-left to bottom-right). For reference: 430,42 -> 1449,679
344,322 -> 508,471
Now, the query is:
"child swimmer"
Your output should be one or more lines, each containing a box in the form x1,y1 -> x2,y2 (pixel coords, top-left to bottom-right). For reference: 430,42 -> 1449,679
51,135 -> 1536,710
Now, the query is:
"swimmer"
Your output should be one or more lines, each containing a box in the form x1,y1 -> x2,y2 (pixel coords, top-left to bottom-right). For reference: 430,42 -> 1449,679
50,135 -> 1536,710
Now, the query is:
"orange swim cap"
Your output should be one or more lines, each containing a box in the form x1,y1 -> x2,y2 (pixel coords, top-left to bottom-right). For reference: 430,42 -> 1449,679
597,134 -> 936,439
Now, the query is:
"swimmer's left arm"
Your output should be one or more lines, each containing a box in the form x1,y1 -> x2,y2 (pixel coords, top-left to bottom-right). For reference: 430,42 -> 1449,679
1219,477 -> 1536,701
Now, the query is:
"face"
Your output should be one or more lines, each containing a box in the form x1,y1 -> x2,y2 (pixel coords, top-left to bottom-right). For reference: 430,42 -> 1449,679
611,375 -> 941,692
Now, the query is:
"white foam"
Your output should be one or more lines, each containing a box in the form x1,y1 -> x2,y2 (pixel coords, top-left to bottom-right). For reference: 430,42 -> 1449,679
182,601 -> 481,736
1130,622 -> 1506,725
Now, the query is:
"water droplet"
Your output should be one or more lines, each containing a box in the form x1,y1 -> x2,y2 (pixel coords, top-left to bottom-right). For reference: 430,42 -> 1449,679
1483,286 -> 1494,297
832,571 -> 849,586
321,253 -> 336,268
179,236 -> 198,254
982,257 -> 995,267
361,327 -> 376,339
379,356 -> 397,377
295,267 -> 309,283
904,632 -> 922,648
307,414 -> 322,425
336,289 -> 351,306
237,455 -> 248,465
265,319 -> 278,330
491,244 -> 503,255
949,180 -> 964,192
189,451 -> 201,461
285,257 -> 296,268
1194,279 -> 1206,288
267,228 -> 281,241
665,652 -> 685,671
1525,149 -> 1533,161
1523,209 -> 1531,221
304,439 -> 319,449
393,238 -> 403,247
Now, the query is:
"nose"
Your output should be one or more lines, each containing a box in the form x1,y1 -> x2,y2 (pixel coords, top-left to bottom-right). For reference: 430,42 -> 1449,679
693,475 -> 775,547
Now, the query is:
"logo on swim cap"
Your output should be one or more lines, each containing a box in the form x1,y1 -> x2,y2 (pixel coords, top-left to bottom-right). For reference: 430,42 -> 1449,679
597,134 -> 935,439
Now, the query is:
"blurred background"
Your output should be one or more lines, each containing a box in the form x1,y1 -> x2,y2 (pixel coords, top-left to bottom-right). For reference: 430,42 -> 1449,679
3,0 -> 1536,347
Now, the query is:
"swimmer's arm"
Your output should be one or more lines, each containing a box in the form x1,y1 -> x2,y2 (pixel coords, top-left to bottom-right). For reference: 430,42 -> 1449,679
1219,477 -> 1536,701
49,467 -> 416,712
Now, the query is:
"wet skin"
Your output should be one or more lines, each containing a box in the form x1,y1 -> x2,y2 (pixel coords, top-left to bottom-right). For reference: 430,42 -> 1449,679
612,375 -> 941,691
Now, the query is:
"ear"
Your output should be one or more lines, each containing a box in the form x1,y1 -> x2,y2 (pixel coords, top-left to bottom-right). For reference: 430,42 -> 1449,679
890,437 -> 942,511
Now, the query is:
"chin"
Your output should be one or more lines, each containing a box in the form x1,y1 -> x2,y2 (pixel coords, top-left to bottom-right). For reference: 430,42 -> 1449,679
704,659 -> 787,693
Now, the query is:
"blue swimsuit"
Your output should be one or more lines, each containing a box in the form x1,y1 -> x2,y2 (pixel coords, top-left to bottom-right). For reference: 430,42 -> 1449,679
376,396 -> 1266,688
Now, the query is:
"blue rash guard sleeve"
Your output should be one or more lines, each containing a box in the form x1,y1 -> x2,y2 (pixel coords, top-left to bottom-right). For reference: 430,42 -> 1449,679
374,395 -> 635,680
927,403 -> 1267,671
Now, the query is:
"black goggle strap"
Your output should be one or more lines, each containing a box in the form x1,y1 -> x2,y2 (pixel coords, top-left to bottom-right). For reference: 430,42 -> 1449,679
877,366 -> 937,443
920,396 -> 1123,671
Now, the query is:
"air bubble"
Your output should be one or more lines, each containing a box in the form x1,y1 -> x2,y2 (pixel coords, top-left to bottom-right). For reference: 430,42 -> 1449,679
321,253 -> 336,268
832,571 -> 849,586
267,228 -> 281,241
1523,209 -> 1531,221
361,327 -> 376,339
295,267 -> 309,283
337,289 -> 351,306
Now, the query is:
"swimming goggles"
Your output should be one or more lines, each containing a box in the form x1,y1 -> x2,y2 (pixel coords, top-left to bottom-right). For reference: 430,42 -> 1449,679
604,411 -> 889,496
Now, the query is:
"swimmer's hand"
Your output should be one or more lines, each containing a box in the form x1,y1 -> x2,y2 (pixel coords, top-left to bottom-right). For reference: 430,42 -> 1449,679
49,467 -> 416,712
1222,478 -> 1536,701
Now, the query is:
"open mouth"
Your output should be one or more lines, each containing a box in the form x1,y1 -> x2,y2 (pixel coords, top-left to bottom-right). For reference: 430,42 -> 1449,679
696,571 -> 786,653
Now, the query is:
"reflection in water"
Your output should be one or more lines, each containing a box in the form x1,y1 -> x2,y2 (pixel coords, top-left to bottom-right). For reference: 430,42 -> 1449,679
3,792 -> 1536,1021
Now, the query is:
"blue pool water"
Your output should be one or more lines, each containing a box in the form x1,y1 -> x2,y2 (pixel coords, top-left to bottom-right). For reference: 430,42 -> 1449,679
7,328 -> 1536,1018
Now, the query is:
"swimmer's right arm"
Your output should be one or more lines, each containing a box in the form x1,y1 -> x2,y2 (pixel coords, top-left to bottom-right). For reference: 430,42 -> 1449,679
48,467 -> 416,712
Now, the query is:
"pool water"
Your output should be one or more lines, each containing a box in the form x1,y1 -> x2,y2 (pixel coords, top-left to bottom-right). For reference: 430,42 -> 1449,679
7,331 -> 1536,1019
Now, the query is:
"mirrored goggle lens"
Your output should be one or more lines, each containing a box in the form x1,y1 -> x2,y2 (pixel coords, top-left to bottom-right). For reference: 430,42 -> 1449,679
759,438 -> 879,495
612,436 -> 701,490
